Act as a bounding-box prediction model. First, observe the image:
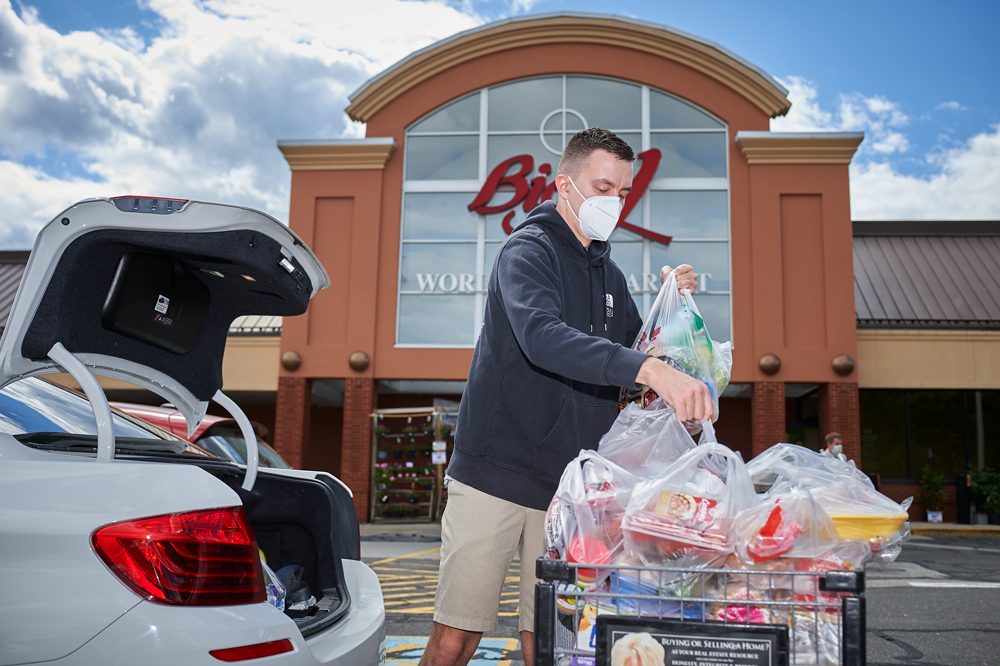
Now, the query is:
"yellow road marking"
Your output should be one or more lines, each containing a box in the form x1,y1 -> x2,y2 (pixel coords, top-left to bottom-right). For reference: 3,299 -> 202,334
387,605 -> 437,614
371,565 -> 440,574
367,546 -> 441,567
383,591 -> 441,601
378,580 -> 439,589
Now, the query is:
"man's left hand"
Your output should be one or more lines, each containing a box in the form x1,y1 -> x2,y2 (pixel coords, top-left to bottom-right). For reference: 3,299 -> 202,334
660,263 -> 698,291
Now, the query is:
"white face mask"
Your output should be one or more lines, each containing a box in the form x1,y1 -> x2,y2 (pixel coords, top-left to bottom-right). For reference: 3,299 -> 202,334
565,176 -> 622,242
831,444 -> 843,456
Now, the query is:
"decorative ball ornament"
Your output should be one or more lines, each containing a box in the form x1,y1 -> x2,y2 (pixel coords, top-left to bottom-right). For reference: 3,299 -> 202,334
759,353 -> 782,375
348,351 -> 370,372
832,354 -> 855,376
281,350 -> 302,371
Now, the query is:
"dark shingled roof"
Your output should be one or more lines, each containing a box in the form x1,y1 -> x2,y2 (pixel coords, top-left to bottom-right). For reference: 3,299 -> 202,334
853,221 -> 1000,329
0,251 -> 29,329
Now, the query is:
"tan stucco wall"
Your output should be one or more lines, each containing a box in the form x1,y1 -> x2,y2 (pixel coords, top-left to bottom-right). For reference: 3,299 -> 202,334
857,329 -> 1000,389
220,336 -> 280,391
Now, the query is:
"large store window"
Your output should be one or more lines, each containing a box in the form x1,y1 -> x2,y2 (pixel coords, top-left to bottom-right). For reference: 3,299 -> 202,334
397,75 -> 731,347
860,389 -> 994,480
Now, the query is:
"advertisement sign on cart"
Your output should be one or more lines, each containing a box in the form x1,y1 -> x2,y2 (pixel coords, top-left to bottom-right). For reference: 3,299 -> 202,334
595,617 -> 789,666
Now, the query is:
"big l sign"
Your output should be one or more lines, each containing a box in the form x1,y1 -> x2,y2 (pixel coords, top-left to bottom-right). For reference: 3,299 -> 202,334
467,148 -> 672,246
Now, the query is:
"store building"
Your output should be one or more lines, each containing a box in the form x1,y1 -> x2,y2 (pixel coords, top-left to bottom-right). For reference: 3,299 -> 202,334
5,14 -> 996,524
272,13 -> 883,522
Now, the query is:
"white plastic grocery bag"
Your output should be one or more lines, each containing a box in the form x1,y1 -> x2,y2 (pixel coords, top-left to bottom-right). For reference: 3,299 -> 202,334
597,399 -> 696,479
544,451 -> 639,572
620,271 -> 732,415
622,442 -> 757,565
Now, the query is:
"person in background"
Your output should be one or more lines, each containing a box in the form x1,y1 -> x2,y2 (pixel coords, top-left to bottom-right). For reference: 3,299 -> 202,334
821,432 -> 848,462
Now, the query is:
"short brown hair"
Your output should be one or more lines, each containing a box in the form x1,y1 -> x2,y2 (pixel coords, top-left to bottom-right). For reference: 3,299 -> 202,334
825,432 -> 843,445
558,128 -> 635,176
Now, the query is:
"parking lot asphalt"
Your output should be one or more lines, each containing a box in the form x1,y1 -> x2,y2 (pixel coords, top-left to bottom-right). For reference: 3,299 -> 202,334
362,525 -> 1000,665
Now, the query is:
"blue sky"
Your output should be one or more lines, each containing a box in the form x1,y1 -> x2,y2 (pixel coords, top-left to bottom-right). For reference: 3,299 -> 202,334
1,0 -> 998,248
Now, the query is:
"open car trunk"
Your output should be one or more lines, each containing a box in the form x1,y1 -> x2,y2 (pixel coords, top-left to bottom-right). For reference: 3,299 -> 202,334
190,460 -> 361,637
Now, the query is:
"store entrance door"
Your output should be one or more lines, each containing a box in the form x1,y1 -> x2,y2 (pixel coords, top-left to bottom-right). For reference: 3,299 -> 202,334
370,406 -> 457,522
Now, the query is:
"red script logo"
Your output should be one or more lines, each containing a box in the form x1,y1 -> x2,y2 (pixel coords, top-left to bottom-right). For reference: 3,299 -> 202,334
467,148 -> 672,245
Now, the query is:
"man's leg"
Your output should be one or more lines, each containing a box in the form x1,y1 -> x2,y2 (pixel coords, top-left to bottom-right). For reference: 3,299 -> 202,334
517,504 -> 548,666
520,630 -> 535,666
420,480 -> 524,666
420,623 -> 482,666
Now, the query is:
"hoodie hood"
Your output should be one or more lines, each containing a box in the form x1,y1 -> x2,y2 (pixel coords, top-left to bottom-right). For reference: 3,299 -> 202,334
519,201 -> 613,334
520,201 -> 611,266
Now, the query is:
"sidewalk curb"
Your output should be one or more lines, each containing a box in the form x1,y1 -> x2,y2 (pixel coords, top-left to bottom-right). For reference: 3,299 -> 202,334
910,525 -> 1000,538
910,523 -> 1000,537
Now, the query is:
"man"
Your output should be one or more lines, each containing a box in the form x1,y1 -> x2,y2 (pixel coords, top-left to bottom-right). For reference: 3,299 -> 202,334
821,432 -> 848,462
419,129 -> 712,666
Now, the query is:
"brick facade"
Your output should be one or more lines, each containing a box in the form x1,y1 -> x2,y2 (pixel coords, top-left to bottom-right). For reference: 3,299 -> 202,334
273,376 -> 311,469
342,377 -> 376,523
881,482 -> 958,523
819,382 -> 862,467
751,382 -> 786,456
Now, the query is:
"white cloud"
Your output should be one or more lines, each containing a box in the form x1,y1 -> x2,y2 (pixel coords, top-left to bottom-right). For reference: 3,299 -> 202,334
773,76 -> 910,156
850,124 -> 1000,220
506,0 -> 539,13
773,77 -> 1000,220
936,100 -> 965,111
0,0 -> 482,246
0,161 -> 117,247
870,131 -> 909,154
769,76 -> 833,132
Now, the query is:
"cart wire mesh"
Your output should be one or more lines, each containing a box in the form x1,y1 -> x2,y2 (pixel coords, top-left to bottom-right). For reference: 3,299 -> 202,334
534,558 -> 865,666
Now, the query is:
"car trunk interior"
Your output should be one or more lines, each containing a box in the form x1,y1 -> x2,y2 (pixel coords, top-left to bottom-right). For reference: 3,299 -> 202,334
193,461 -> 353,636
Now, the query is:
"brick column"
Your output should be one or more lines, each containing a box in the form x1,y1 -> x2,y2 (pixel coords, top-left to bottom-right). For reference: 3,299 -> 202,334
342,377 -> 376,524
752,382 -> 786,456
819,382 -> 862,466
274,376 -> 311,469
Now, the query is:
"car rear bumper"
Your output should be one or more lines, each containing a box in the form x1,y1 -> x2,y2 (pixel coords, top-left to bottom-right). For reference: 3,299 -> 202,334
47,560 -> 385,666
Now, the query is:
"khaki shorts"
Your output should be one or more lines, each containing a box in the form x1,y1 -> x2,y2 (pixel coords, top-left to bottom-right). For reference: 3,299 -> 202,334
434,479 -> 546,633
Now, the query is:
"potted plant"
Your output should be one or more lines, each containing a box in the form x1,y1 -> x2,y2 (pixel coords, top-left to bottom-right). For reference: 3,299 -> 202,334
970,467 -> 1000,525
917,465 -> 947,523
374,424 -> 388,436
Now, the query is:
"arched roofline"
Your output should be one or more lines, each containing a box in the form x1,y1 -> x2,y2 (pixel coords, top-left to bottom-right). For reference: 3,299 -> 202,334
346,12 -> 790,122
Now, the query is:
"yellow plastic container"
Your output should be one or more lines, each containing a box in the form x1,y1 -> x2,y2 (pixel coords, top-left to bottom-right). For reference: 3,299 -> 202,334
829,513 -> 908,541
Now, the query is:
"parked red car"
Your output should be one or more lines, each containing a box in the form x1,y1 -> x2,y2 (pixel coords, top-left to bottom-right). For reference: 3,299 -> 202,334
112,402 -> 291,468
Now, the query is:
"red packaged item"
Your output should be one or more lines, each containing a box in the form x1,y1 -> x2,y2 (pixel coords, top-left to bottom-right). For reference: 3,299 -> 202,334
745,502 -> 803,563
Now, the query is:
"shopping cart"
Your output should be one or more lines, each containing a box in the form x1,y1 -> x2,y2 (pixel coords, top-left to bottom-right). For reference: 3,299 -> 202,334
534,557 -> 865,666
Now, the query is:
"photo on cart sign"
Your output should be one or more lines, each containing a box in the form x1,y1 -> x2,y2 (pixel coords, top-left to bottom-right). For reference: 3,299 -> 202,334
595,617 -> 789,666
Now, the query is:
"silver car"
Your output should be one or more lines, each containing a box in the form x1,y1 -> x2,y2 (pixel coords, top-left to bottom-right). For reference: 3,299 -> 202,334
0,197 -> 385,665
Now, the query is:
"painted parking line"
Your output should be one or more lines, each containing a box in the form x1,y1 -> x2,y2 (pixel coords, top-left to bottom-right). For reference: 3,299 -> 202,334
368,546 -> 441,567
905,541 -> 1000,554
369,557 -> 523,616
908,580 -> 1000,589
384,636 -> 520,665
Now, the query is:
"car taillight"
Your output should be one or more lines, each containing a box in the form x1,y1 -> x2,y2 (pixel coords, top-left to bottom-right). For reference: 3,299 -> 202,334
92,507 -> 265,606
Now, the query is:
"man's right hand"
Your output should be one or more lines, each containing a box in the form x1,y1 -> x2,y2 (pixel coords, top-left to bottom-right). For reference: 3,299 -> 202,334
635,357 -> 714,423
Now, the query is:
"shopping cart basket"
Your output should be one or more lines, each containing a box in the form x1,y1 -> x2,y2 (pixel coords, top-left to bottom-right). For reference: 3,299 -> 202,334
534,557 -> 865,666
